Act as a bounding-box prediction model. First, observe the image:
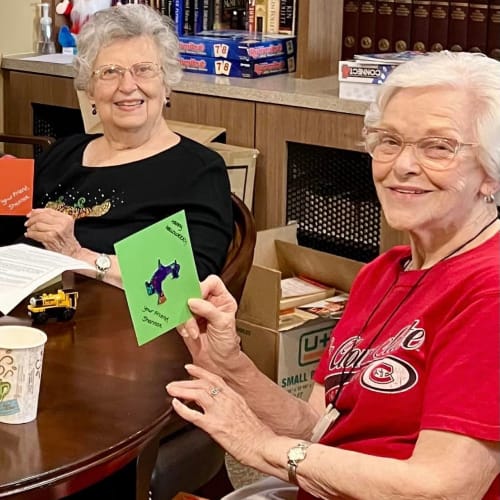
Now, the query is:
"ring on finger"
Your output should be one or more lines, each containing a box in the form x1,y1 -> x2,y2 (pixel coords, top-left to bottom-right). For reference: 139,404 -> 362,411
209,386 -> 221,398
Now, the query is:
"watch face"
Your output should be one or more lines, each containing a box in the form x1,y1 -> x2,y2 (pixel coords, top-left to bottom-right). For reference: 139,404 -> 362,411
96,254 -> 111,270
288,447 -> 307,461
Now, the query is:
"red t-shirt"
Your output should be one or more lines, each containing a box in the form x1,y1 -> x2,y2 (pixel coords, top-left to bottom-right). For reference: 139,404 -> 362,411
303,234 -> 500,500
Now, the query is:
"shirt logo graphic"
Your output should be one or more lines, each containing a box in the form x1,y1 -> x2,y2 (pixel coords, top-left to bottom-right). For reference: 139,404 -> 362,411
361,356 -> 418,393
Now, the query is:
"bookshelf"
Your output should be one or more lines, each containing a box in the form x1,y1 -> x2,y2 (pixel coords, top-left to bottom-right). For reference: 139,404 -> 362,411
49,0 -> 344,79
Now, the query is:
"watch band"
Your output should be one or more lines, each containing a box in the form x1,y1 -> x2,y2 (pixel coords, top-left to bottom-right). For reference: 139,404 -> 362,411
287,441 -> 310,485
288,462 -> 299,485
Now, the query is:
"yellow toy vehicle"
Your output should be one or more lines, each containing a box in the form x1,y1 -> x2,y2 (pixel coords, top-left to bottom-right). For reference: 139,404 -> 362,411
27,289 -> 79,324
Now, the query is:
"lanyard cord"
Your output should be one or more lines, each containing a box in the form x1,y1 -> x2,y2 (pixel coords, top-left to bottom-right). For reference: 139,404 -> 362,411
330,216 -> 499,409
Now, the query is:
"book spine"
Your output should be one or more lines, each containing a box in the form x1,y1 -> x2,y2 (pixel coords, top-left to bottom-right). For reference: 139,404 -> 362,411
447,1 -> 469,51
187,0 -> 196,34
247,0 -> 256,31
279,0 -> 296,34
195,0 -> 206,32
487,0 -> 500,60
358,0 -> 377,53
342,0 -> 360,59
173,0 -> 185,34
467,2 -> 488,52
428,0 -> 449,51
207,0 -> 215,29
411,0 -> 431,50
159,0 -> 171,15
255,0 -> 267,32
267,0 -> 281,32
375,0 -> 395,52
393,0 -> 412,51
213,0 -> 222,28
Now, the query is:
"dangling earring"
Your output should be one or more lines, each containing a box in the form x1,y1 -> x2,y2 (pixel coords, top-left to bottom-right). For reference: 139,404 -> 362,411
91,103 -> 97,116
484,193 -> 495,204
165,97 -> 171,108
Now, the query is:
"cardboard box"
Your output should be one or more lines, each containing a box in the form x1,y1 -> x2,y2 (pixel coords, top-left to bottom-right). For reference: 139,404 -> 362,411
208,142 -> 258,211
180,53 -> 296,78
236,224 -> 364,400
179,32 -> 296,61
237,316 -> 338,401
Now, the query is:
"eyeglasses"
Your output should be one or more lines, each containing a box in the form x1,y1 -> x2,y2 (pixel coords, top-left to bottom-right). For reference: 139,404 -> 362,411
363,127 -> 478,170
92,62 -> 162,81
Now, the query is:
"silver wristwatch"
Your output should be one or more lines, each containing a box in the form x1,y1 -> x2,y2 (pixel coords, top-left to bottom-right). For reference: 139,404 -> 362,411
287,441 -> 310,485
95,253 -> 111,280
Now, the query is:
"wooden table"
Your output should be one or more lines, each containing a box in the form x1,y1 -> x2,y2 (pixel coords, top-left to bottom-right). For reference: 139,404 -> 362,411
0,273 -> 191,499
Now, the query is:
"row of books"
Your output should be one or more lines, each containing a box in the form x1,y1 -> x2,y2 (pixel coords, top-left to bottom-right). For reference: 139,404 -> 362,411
342,1 -> 500,61
247,0 -> 297,35
142,0 -> 297,36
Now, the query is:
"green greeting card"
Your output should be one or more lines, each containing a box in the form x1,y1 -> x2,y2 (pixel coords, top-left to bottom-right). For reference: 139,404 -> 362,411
114,210 -> 201,346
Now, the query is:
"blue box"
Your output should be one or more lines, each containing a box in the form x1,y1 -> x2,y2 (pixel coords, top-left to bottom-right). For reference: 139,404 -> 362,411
178,31 -> 296,61
179,53 -> 296,78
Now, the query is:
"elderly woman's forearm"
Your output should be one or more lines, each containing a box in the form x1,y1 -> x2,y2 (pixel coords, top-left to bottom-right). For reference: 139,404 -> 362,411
221,351 -> 320,438
252,431 -> 499,500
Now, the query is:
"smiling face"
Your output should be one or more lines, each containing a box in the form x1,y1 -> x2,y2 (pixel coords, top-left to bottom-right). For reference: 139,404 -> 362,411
372,86 -> 496,236
88,36 -> 167,137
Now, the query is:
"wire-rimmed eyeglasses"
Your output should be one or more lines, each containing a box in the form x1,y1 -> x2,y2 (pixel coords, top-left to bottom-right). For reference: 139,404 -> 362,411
363,127 -> 478,171
92,62 -> 162,81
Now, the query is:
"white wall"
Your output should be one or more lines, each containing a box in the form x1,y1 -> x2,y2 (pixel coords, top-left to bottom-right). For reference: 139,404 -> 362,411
0,0 -> 39,131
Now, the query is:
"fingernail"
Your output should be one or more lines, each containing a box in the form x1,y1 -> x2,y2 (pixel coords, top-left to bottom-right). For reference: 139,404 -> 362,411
179,327 -> 188,338
186,326 -> 198,339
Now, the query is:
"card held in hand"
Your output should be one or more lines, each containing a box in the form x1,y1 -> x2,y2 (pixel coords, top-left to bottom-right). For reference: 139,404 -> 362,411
114,210 -> 202,346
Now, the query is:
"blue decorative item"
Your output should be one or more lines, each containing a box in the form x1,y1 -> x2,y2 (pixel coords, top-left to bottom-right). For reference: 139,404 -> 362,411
58,25 -> 77,48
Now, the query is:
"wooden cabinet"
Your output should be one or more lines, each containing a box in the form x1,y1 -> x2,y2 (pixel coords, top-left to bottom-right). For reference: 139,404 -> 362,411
3,71 -> 79,157
168,93 -> 255,148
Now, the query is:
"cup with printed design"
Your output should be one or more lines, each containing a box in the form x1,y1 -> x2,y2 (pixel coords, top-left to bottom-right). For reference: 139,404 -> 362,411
0,325 -> 47,424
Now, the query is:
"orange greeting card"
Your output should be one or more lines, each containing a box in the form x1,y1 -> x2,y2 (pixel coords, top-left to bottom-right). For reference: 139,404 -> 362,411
0,158 -> 34,216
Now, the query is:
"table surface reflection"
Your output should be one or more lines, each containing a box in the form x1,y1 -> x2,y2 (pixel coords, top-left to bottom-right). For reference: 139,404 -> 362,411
0,273 -> 190,499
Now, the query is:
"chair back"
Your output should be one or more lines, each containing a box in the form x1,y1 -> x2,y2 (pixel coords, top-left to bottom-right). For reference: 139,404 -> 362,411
221,193 -> 256,303
0,133 -> 55,159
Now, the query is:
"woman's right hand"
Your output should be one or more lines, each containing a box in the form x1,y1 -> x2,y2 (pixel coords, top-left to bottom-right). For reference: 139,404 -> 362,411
177,275 -> 242,375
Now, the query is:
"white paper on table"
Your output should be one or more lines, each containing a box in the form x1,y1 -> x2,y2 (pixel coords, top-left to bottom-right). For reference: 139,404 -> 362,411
0,244 -> 93,315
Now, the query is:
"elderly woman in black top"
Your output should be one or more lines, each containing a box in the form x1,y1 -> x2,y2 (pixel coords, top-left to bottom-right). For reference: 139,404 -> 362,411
17,4 -> 232,287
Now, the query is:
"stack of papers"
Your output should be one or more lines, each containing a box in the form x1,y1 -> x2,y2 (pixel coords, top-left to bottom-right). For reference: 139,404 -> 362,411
0,244 -> 93,315
280,276 -> 335,311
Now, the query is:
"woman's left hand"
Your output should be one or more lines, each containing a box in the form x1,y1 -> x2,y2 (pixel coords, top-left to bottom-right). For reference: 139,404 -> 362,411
166,364 -> 276,465
25,208 -> 82,256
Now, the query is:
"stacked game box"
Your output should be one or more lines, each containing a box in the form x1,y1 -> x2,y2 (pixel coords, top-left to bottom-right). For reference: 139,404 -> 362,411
338,51 -> 427,102
178,30 -> 296,78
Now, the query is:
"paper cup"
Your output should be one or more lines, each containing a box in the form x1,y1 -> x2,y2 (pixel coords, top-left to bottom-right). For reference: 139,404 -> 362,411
0,326 -> 47,424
